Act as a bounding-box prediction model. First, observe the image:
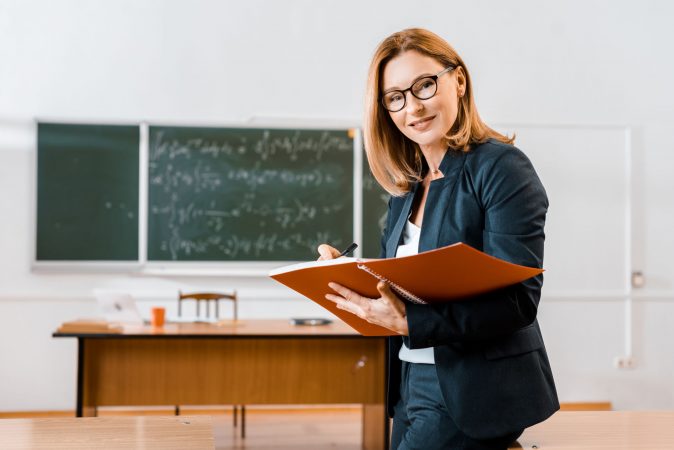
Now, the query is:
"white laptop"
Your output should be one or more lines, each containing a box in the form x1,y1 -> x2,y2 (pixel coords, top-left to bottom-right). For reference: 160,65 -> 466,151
93,290 -> 145,325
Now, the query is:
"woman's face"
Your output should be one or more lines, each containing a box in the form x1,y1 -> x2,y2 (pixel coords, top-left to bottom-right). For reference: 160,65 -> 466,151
381,50 -> 463,151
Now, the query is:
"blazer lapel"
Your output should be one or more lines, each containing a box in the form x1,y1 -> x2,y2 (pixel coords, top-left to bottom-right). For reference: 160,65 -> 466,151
385,183 -> 418,258
419,149 -> 466,252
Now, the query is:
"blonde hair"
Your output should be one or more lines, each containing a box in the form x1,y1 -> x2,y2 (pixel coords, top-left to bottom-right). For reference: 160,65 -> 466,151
364,28 -> 514,196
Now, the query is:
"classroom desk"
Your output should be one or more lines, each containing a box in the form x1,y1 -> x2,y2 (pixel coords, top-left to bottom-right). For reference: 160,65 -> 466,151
0,416 -> 214,449
53,319 -> 388,450
509,411 -> 674,449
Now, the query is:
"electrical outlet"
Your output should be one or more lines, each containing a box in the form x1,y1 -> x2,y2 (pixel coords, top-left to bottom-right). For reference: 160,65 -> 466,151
613,356 -> 635,369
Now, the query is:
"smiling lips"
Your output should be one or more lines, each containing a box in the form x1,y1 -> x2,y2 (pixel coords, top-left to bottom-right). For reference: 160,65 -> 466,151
409,116 -> 435,130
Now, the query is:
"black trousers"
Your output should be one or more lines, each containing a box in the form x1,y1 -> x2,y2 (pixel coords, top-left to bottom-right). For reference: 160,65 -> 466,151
391,361 -> 523,450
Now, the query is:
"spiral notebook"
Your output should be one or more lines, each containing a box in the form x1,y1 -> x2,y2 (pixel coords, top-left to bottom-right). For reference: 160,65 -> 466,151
269,242 -> 543,336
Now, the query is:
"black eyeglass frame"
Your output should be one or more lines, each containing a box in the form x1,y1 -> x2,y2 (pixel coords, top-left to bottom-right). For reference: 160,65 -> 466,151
380,65 -> 456,112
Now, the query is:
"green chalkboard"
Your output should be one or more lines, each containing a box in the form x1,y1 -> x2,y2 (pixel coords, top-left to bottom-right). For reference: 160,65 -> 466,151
36,123 -> 139,261
147,126 -> 354,261
362,156 -> 391,258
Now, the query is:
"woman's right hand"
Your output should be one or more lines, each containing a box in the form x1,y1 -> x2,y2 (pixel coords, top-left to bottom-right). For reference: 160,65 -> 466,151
317,244 -> 341,261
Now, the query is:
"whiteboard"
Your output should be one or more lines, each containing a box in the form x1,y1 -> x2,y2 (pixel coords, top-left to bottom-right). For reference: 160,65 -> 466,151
495,125 -> 630,298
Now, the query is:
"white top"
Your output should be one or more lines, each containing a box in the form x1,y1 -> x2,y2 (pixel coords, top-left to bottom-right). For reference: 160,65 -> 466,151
396,220 -> 435,364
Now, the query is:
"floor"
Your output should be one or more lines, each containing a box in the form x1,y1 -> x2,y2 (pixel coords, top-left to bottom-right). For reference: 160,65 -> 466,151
210,407 -> 363,450
0,406 -> 365,450
0,402 -> 614,449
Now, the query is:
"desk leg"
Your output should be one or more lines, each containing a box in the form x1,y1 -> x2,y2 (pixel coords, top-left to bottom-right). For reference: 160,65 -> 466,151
362,403 -> 388,450
76,339 -> 96,417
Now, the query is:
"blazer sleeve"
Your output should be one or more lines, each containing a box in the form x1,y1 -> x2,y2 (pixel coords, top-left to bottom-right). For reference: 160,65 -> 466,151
406,146 -> 549,347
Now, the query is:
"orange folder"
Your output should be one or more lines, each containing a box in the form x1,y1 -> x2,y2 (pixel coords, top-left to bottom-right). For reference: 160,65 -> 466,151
269,242 -> 543,336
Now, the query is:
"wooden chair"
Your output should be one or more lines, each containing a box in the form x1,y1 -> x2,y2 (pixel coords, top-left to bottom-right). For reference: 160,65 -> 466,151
175,290 -> 246,438
177,290 -> 238,321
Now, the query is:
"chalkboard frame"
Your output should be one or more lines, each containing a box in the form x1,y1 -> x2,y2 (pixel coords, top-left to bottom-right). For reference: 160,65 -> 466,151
32,119 -> 366,276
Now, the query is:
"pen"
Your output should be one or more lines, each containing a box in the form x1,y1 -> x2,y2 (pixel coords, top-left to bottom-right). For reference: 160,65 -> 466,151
338,242 -> 358,257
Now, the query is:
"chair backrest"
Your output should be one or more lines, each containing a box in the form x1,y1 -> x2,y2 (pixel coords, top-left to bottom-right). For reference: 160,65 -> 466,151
178,290 -> 238,321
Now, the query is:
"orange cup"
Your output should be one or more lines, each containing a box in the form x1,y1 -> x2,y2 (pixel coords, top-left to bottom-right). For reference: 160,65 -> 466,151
151,307 -> 166,327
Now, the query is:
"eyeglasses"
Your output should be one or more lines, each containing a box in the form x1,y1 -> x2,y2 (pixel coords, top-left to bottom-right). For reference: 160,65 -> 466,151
380,66 -> 455,112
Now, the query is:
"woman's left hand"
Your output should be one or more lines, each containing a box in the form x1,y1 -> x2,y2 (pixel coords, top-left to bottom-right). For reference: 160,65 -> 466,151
325,281 -> 409,335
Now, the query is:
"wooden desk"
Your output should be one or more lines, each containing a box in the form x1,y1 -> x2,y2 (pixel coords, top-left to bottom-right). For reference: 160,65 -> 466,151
53,320 -> 387,450
0,416 -> 213,449
510,411 -> 674,449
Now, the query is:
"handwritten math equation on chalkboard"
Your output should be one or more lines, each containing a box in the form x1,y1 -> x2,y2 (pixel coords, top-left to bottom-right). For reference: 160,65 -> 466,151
147,127 -> 355,261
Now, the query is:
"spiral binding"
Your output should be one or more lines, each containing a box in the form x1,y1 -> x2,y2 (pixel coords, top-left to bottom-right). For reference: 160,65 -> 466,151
357,264 -> 428,305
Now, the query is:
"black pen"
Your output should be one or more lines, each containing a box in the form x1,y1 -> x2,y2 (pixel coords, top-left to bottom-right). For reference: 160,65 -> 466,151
338,242 -> 358,257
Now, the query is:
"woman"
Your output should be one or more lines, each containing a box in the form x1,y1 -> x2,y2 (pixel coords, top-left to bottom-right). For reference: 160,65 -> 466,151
319,28 -> 559,449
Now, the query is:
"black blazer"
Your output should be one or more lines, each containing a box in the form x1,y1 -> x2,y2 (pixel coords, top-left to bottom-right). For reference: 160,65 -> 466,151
382,139 -> 559,440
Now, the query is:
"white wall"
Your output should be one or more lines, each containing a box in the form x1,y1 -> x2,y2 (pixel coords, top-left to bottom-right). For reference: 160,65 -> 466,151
1,0 -> 674,411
